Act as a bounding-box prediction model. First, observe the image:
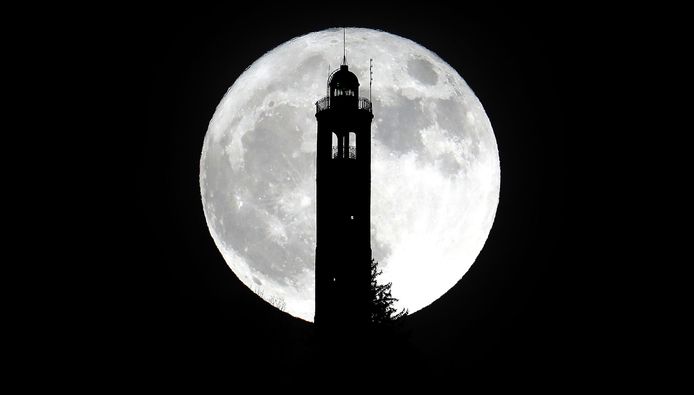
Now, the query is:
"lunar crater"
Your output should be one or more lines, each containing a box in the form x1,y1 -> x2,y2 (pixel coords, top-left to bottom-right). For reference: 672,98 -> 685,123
407,57 -> 439,86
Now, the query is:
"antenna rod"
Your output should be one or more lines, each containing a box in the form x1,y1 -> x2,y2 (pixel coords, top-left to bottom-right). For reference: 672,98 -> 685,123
327,63 -> 330,97
343,28 -> 346,65
369,58 -> 373,102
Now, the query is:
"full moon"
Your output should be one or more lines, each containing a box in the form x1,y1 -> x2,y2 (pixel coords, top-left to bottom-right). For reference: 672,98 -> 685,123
200,28 -> 500,322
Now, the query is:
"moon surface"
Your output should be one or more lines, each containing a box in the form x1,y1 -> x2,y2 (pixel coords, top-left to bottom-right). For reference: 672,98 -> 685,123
200,28 -> 500,322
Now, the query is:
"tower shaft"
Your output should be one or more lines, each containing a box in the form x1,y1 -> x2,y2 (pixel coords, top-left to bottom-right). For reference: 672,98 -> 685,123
314,63 -> 374,331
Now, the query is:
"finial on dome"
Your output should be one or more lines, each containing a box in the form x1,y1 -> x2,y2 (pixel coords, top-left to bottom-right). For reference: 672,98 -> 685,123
342,28 -> 347,66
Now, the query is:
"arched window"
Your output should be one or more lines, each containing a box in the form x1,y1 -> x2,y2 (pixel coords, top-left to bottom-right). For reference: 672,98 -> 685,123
348,132 -> 357,159
332,132 -> 338,159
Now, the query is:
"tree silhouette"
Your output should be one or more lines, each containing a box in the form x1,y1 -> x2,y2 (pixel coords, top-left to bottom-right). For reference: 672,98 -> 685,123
369,259 -> 408,325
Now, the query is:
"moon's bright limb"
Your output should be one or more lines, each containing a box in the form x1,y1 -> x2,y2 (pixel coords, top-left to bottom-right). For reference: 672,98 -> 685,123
200,28 -> 500,322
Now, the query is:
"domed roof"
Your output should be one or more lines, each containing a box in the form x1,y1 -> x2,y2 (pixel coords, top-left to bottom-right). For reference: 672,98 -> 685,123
329,64 -> 360,89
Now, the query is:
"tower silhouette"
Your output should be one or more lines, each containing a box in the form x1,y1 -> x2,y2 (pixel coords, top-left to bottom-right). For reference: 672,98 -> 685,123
314,53 -> 374,331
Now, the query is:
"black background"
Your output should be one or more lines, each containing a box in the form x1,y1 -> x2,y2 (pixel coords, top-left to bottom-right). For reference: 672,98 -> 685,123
62,3 -> 590,388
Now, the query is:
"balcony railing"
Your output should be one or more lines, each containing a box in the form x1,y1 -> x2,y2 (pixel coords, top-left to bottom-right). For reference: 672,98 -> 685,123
331,146 -> 357,160
315,96 -> 372,114
316,96 -> 330,112
358,97 -> 372,112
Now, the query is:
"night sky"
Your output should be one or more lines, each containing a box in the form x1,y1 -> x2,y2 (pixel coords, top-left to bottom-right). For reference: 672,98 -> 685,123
73,4 -> 584,387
